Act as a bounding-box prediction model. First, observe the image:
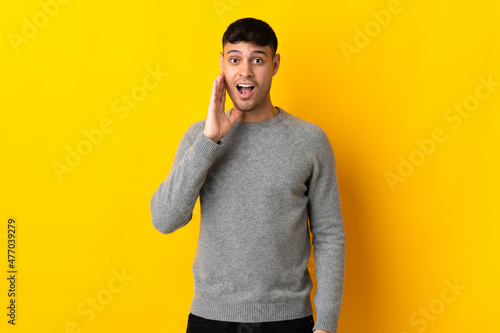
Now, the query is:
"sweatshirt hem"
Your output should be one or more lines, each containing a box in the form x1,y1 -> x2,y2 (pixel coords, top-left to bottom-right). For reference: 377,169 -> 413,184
190,294 -> 313,323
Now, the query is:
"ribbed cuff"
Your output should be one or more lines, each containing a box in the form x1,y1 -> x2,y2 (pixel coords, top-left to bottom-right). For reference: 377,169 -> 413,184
192,131 -> 223,161
313,309 -> 340,333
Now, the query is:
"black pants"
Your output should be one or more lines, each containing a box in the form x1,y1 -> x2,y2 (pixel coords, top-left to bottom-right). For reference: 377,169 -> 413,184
186,313 -> 315,333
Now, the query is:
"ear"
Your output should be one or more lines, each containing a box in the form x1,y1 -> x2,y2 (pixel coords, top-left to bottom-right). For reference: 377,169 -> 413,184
272,53 -> 280,76
219,52 -> 224,72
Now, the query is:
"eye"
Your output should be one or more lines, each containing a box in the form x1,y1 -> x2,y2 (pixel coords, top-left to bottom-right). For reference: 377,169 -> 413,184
230,58 -> 238,64
254,58 -> 262,64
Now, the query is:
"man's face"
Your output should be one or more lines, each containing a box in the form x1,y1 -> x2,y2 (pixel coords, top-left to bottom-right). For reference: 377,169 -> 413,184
220,42 -> 280,112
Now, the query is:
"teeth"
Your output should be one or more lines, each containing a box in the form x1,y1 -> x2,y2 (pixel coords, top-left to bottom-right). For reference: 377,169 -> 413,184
237,84 -> 254,87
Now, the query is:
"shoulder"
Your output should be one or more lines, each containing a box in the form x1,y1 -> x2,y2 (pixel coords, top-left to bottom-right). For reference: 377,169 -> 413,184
186,119 -> 205,133
283,112 -> 337,167
283,112 -> 332,149
181,119 -> 205,142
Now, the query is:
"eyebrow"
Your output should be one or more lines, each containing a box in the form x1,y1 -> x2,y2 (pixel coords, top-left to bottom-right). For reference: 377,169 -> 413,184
226,49 -> 268,57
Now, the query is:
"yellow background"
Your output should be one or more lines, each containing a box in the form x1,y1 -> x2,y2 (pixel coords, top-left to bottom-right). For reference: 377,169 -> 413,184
1,0 -> 499,332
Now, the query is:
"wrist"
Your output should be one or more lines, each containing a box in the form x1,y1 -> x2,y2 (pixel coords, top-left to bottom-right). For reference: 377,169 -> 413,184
203,130 -> 221,143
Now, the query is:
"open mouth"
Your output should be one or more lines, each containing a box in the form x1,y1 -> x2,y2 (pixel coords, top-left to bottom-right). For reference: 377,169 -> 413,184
236,83 -> 255,98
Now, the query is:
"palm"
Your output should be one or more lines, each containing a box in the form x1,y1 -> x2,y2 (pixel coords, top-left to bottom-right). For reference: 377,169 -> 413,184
204,73 -> 241,142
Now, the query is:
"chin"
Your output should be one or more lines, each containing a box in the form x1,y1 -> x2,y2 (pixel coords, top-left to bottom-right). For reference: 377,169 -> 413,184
228,93 -> 259,112
233,101 -> 259,112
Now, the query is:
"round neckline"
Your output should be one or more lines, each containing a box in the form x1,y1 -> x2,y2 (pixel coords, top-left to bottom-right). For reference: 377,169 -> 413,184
226,107 -> 286,128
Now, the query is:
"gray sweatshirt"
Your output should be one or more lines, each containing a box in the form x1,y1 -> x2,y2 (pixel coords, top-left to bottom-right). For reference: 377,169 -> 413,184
150,108 -> 345,332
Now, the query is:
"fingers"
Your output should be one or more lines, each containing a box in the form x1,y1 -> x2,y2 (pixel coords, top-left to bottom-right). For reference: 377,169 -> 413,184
208,73 -> 226,117
210,73 -> 226,108
220,74 -> 226,105
216,72 -> 225,103
209,78 -> 218,107
215,74 -> 222,102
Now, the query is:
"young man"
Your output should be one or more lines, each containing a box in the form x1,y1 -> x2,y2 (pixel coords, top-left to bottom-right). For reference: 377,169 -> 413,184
151,18 -> 345,333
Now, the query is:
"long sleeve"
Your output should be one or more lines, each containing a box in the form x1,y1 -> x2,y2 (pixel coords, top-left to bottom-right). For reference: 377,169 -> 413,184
307,130 -> 346,333
150,123 -> 223,234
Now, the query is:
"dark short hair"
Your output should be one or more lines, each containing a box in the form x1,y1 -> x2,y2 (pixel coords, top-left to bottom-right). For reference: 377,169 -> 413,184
222,18 -> 278,56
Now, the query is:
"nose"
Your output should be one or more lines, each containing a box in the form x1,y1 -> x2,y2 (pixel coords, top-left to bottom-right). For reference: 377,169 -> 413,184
239,60 -> 253,78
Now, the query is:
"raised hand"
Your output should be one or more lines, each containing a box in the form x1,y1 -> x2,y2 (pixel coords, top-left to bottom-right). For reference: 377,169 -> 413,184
203,72 -> 242,143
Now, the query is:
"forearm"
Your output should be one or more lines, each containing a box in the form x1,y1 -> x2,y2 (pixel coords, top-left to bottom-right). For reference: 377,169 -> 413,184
312,220 -> 345,332
151,130 -> 222,234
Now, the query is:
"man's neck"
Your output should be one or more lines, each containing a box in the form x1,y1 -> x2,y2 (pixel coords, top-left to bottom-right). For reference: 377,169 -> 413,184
233,99 -> 279,123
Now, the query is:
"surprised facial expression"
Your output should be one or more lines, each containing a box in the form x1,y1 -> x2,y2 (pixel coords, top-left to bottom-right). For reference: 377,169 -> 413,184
220,42 -> 280,112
